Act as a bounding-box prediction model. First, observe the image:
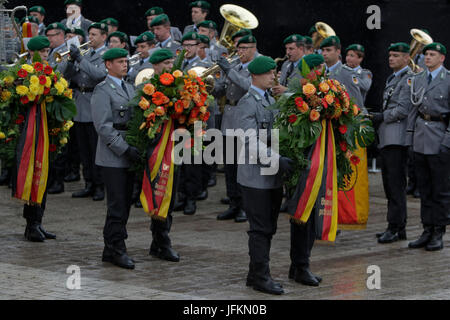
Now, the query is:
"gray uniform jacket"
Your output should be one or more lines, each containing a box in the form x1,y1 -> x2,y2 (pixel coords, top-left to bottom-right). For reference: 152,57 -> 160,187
236,87 -> 282,189
207,39 -> 228,63
91,76 -> 136,168
328,61 -> 366,114
48,43 -> 69,76
183,24 -> 197,35
156,37 -> 181,55
378,67 -> 413,149
354,66 -> 373,103
61,16 -> 93,38
170,27 -> 183,43
406,67 -> 450,155
279,60 -> 303,87
64,46 -> 108,122
127,59 -> 153,86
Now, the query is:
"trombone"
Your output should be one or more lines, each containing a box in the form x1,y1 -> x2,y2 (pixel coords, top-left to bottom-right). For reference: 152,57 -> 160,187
54,41 -> 91,63
409,29 -> 433,73
312,22 -> 336,49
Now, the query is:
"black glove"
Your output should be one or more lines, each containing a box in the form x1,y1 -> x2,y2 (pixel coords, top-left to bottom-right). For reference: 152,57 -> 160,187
369,112 -> 384,125
69,44 -> 82,63
217,56 -> 232,74
439,144 -> 450,155
125,146 -> 140,162
279,156 -> 294,175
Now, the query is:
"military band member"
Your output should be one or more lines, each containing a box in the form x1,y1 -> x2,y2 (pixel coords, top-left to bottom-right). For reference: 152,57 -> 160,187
184,1 -> 210,35
147,49 -> 180,262
231,29 -> 252,48
150,14 -> 182,55
197,20 -> 228,62
198,34 -> 211,63
320,36 -> 366,113
65,27 -> 86,44
145,7 -> 183,43
345,44 -> 373,103
91,48 -> 137,269
64,22 -> 108,201
127,31 -> 157,86
61,0 -> 93,37
45,22 -> 69,73
407,43 -> 450,251
213,35 -> 260,223
107,31 -> 129,51
303,36 -> 314,55
100,18 -> 119,35
26,35 -> 51,62
272,34 -> 305,96
29,6 -> 46,36
370,43 -> 413,243
236,56 -> 292,295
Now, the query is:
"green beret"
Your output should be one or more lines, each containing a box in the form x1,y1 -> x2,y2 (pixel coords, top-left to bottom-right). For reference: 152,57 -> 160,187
88,22 -> 109,33
231,29 -> 252,41
198,34 -> 210,46
102,48 -> 128,61
301,54 -> 325,70
21,16 -> 40,25
66,27 -> 85,37
100,18 -> 119,27
308,25 -> 317,36
197,20 -> 217,30
283,34 -> 304,45
149,49 -> 174,64
423,42 -> 447,55
150,14 -> 170,27
346,44 -> 365,53
45,22 -> 66,33
29,6 -> 46,15
237,35 -> 257,46
189,1 -> 211,10
145,7 -> 164,17
134,31 -> 155,45
108,31 -> 128,43
304,36 -> 313,46
182,32 -> 200,43
320,35 -> 341,49
64,0 -> 82,6
248,56 -> 276,75
27,36 -> 50,51
388,42 -> 410,53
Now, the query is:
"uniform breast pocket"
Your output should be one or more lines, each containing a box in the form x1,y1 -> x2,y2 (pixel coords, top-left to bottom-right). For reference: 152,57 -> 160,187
113,105 -> 130,124
256,110 -> 272,130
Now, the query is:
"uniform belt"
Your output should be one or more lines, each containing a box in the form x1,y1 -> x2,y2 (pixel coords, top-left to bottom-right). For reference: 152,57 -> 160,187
113,123 -> 128,131
71,85 -> 95,93
418,112 -> 449,124
225,99 -> 237,106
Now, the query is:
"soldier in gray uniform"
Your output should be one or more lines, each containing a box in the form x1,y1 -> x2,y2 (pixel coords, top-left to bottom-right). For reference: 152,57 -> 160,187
320,36 -> 367,114
197,20 -> 228,63
60,0 -> 93,37
407,42 -> 450,252
45,22 -> 69,74
64,22 -> 108,201
272,34 -> 305,97
345,44 -> 373,103
29,6 -> 46,36
213,35 -> 261,223
145,7 -> 182,43
150,14 -> 182,56
91,48 -> 137,269
370,43 -> 413,244
236,56 -> 293,295
183,1 -> 210,35
127,32 -> 156,86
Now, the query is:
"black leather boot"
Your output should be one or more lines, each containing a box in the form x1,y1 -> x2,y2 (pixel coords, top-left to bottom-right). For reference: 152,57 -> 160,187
196,189 -> 208,201
173,193 -> 186,212
48,180 -> 64,194
25,222 -> 45,242
64,171 -> 80,183
251,263 -> 284,295
408,225 -> 433,249
184,199 -> 196,215
72,182 -> 94,198
220,197 -> 230,205
217,205 -> 238,220
149,240 -> 180,262
92,185 -> 105,201
102,242 -> 135,269
295,267 -> 320,286
425,226 -> 445,251
38,225 -> 56,239
234,209 -> 247,223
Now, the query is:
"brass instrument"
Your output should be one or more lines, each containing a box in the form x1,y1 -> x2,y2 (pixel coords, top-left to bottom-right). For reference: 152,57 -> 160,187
134,68 -> 154,86
273,55 -> 288,86
312,22 -> 336,49
0,3 -> 27,64
409,28 -> 433,73
3,51 -> 29,67
128,52 -> 142,67
54,41 -> 91,63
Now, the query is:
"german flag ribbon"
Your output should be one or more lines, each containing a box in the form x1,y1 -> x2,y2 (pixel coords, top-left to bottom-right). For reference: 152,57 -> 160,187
289,119 -> 338,242
140,118 -> 175,221
14,102 -> 49,205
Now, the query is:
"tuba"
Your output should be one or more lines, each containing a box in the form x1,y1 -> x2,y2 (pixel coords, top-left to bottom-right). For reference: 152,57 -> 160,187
409,29 -> 433,73
312,22 -> 336,50
0,2 -> 27,64
134,68 -> 154,87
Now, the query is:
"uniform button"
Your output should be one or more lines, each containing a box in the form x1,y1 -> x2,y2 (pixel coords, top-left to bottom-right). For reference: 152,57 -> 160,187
425,122 -> 428,125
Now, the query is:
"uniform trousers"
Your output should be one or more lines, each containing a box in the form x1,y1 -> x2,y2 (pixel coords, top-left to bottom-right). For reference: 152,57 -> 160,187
75,122 -> 102,186
414,151 -> 450,226
224,136 -> 242,207
290,216 -> 316,270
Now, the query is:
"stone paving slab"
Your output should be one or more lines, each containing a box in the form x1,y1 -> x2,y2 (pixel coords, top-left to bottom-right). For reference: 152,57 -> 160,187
0,172 -> 448,300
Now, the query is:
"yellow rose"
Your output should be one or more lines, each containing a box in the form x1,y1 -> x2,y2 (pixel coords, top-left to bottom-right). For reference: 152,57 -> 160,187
27,93 -> 36,101
60,137 -> 68,145
21,64 -> 34,73
0,132 -> 5,139
172,70 -> 183,78
16,85 -> 29,96
54,82 -> 65,95
1,90 -> 12,101
3,76 -> 14,85
30,75 -> 39,86
45,77 -> 51,88
325,94 -> 334,105
59,77 -> 68,88
29,84 -> 40,96
319,82 -> 330,93
302,83 -> 316,96
45,96 -> 54,103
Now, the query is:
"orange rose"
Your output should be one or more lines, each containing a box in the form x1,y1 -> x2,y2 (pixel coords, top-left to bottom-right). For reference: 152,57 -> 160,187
297,101 -> 309,113
155,106 -> 165,116
353,104 -> 359,116
319,82 -> 330,93
302,83 -> 316,96
159,73 -> 175,86
147,112 -> 156,122
325,94 -> 334,105
187,69 -> 198,78
139,97 -> 150,110
172,70 -> 183,78
309,109 -> 320,122
143,83 -> 156,96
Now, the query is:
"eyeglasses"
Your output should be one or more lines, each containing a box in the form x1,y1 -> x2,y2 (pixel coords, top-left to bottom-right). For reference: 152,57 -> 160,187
237,46 -> 255,50
46,32 -> 61,37
183,44 -> 198,48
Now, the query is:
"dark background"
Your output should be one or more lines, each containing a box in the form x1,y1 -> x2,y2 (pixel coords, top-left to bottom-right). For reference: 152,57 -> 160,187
5,0 -> 450,110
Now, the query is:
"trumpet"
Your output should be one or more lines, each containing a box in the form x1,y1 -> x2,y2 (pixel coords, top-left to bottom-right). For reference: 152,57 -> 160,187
54,41 -> 91,63
128,52 -> 142,67
3,52 -> 29,67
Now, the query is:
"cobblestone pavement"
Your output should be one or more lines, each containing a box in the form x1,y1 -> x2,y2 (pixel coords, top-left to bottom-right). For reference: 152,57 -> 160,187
0,172 -> 449,300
